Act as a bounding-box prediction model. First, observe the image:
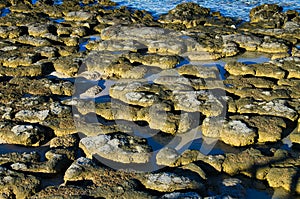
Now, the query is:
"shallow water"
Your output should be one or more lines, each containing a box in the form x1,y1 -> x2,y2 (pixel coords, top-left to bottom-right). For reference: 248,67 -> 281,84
112,0 -> 300,20
0,8 -> 10,17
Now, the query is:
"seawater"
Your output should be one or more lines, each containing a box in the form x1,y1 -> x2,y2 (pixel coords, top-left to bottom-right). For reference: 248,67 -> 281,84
112,0 -> 300,21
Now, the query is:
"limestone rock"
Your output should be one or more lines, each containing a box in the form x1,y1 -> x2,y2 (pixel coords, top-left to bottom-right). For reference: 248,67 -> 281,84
0,152 -> 40,166
250,4 -> 287,28
171,90 -> 224,117
50,134 -> 79,148
100,25 -> 218,60
222,33 -> 262,51
10,149 -> 72,173
14,35 -> 51,46
65,11 -> 93,21
221,120 -> 256,147
0,122 -> 51,146
109,81 -> 161,107
125,52 -> 180,69
177,64 -> 219,79
230,115 -> 286,143
79,133 -> 152,164
138,172 -> 203,192
64,157 -> 153,198
266,167 -> 299,193
225,61 -> 286,79
28,23 -> 55,37
233,98 -> 298,121
53,55 -> 83,77
0,166 -> 40,199
222,148 -> 287,177
156,147 -> 180,166
91,39 -> 147,52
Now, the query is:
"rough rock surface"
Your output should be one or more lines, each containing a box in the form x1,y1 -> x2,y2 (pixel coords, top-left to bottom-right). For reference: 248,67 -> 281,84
79,133 -> 152,164
0,1 -> 299,198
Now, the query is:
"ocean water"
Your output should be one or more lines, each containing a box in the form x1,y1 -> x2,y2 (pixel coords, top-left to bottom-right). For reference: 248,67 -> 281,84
112,0 -> 300,21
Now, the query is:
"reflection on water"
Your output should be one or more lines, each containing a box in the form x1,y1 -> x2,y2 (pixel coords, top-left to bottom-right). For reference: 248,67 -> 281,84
31,0 -> 38,4
54,0 -> 63,5
0,8 -> 10,17
49,18 -> 65,23
79,36 -> 101,52
237,56 -> 271,65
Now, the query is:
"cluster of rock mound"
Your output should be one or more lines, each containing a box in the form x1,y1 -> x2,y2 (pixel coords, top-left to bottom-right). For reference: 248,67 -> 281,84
0,0 -> 299,198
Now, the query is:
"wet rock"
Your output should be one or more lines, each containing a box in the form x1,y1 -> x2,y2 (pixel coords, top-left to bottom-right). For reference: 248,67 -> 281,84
8,77 -> 73,96
36,46 -> 58,58
10,149 -> 72,173
222,33 -> 262,51
0,152 -> 40,166
61,36 -> 79,46
0,166 -> 40,199
249,4 -> 287,28
153,74 -> 224,90
230,115 -> 286,143
28,22 -> 55,37
15,109 -> 49,123
42,112 -> 76,136
13,35 -> 51,46
84,51 -> 147,79
0,61 -> 52,77
289,119 -> 300,144
101,25 -> 218,60
225,61 -> 286,79
0,47 -> 40,68
9,77 -> 74,96
50,134 -> 79,148
138,172 -> 203,192
224,76 -> 276,89
125,52 -> 180,69
161,192 -> 201,199
219,178 -> 246,199
232,98 -> 298,121
0,122 -> 52,146
278,56 -> 300,79
109,81 -> 161,107
64,157 -> 153,198
0,26 -> 23,39
257,38 -> 289,53
158,2 -> 210,28
266,167 -> 299,193
53,55 -> 83,77
156,147 -> 180,167
222,148 -> 287,177
75,99 -> 195,135
171,90 -> 224,117
177,64 -> 219,79
79,133 -> 152,164
90,39 -> 147,52
65,11 -> 93,21
32,185 -> 89,199
202,118 -> 256,146
226,87 -> 290,101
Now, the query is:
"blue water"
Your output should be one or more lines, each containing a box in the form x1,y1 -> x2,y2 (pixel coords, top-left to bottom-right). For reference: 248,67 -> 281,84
49,18 -> 65,23
0,8 -> 10,17
112,0 -> 300,21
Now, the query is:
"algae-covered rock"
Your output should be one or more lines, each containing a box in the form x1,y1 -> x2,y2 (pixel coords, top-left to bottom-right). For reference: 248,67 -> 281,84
0,166 -> 40,199
138,172 -> 203,192
0,122 -> 52,146
202,118 -> 256,146
79,133 -> 152,164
